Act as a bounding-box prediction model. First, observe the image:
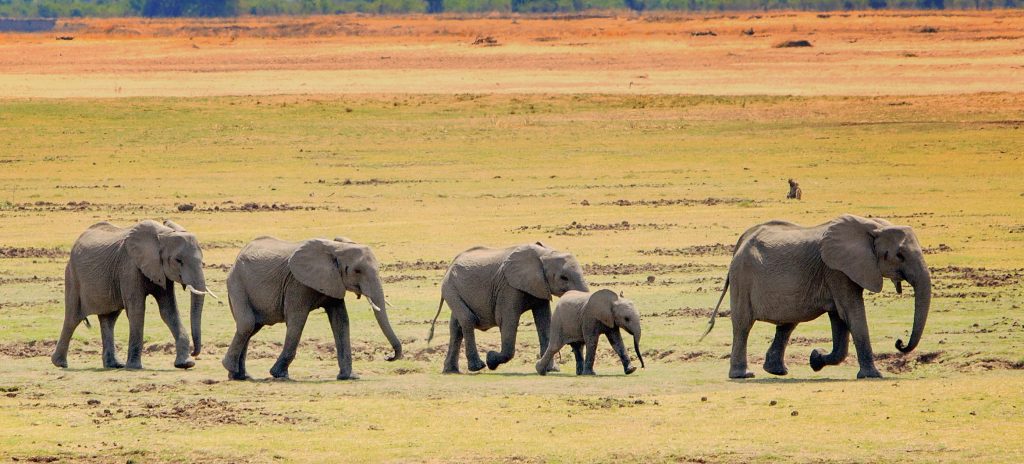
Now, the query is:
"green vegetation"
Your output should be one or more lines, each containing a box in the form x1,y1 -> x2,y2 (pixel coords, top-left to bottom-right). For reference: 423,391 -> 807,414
0,94 -> 1022,462
0,0 -> 1020,18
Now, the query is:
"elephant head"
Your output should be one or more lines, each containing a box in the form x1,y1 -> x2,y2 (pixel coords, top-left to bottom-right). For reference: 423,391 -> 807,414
504,242 -> 589,300
126,219 -> 212,356
821,214 -> 931,354
584,289 -> 645,368
287,238 -> 402,361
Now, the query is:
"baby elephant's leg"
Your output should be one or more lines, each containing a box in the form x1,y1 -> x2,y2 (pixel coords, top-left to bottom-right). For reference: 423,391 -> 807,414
607,330 -> 636,375
570,342 -> 585,375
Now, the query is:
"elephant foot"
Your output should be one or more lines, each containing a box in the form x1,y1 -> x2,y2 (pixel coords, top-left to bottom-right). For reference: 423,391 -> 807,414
174,358 -> 196,369
442,368 -> 461,375
51,354 -> 68,369
103,359 -> 125,369
579,370 -> 596,376
624,365 -> 637,375
467,358 -> 486,372
535,363 -> 548,376
546,363 -> 560,373
763,361 -> 789,376
485,351 -> 505,371
809,349 -> 828,372
269,367 -> 289,379
337,372 -> 360,381
856,368 -> 883,379
729,369 -> 755,379
125,361 -> 143,370
227,371 -> 253,381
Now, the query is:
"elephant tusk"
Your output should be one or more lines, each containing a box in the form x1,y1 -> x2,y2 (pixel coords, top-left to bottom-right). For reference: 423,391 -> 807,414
385,299 -> 395,309
186,285 -> 220,300
368,300 -> 383,312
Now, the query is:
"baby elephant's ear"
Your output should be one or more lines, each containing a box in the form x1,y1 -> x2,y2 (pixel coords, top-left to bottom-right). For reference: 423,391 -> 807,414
584,289 -> 619,328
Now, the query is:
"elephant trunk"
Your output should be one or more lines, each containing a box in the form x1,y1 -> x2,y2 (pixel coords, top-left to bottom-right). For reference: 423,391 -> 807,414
896,264 -> 931,354
190,292 -> 204,357
367,279 -> 402,361
633,333 -> 645,369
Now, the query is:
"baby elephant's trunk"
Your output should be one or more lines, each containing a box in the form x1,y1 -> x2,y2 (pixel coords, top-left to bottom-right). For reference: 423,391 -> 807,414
633,333 -> 645,369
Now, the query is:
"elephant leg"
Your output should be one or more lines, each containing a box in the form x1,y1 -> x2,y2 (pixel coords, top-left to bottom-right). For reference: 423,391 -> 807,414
570,342 -> 585,375
155,289 -> 194,369
442,315 -> 464,374
224,321 -> 259,380
532,301 -> 558,373
270,310 -> 310,379
728,309 -> 755,379
535,334 -> 563,376
581,333 -> 599,375
607,330 -> 636,375
98,310 -> 124,369
52,266 -> 80,368
763,323 -> 797,376
844,301 -> 882,379
444,293 -> 485,372
811,311 -> 850,371
326,303 -> 358,380
125,300 -> 146,370
238,324 -> 261,379
486,311 -> 522,370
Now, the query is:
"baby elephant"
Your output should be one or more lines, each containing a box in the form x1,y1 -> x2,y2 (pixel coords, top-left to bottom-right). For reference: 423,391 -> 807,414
536,289 -> 645,376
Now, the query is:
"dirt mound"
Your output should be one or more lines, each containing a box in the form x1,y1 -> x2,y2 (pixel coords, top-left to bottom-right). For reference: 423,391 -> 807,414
108,397 -> 313,427
513,221 -> 676,236
645,307 -> 716,318
0,247 -> 67,259
4,201 -> 146,213
774,40 -> 812,48
637,244 -> 735,257
583,262 -> 722,276
0,340 -> 58,357
875,350 -> 944,374
382,274 -> 428,284
566,397 -> 658,409
382,260 -> 449,272
307,178 -> 434,186
603,197 -> 757,207
201,201 -> 323,212
931,266 -> 1023,287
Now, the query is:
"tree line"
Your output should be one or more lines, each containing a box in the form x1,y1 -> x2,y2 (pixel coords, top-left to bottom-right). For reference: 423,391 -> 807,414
0,0 -> 1018,18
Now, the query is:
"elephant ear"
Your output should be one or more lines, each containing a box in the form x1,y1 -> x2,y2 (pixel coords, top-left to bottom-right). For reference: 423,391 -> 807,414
126,220 -> 171,285
503,245 -> 551,301
288,239 -> 346,299
163,220 -> 187,232
821,215 -> 883,293
584,289 -> 619,328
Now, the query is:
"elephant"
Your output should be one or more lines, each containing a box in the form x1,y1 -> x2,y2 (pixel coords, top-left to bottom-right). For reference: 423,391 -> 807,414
222,236 -> 402,381
702,214 -> 931,379
427,242 -> 589,374
52,220 -> 215,370
535,289 -> 645,376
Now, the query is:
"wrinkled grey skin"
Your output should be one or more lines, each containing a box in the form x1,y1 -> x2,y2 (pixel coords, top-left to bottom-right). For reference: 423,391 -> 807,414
428,242 -> 589,373
222,236 -> 401,381
536,289 -> 645,376
52,220 -> 210,370
703,214 -> 932,379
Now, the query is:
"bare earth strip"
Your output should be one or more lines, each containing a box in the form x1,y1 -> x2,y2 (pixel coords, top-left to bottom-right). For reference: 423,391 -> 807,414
1,11 -> 1023,97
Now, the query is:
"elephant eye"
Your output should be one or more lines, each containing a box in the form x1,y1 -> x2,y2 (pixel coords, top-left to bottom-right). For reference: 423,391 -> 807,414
559,275 -> 569,281
175,257 -> 183,264
896,251 -> 905,261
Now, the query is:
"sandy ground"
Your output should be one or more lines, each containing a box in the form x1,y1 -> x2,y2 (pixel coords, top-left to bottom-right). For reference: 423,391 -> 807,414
1,11 -> 1022,97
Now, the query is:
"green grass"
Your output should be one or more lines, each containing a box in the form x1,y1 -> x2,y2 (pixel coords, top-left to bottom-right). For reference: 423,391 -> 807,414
0,94 -> 1022,462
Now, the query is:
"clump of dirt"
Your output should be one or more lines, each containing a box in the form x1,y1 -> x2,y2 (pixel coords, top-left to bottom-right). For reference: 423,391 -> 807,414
513,221 -> 676,236
637,243 -> 735,257
875,350 -> 944,374
604,197 -> 757,207
0,247 -> 67,259
382,274 -> 427,284
207,201 -> 322,212
774,40 -> 812,48
0,340 -> 59,357
691,30 -> 716,36
931,266 -> 1023,288
958,357 -> 1024,371
922,243 -> 953,254
382,260 -> 448,272
472,36 -> 499,46
583,262 -> 722,276
644,307 -> 716,318
788,336 -> 831,346
915,26 -> 939,33
308,178 -> 432,186
112,397 -> 313,427
566,396 -> 657,409
176,203 -> 195,212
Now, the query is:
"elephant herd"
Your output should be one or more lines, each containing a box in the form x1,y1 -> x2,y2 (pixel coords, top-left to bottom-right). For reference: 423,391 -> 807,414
52,214 -> 931,381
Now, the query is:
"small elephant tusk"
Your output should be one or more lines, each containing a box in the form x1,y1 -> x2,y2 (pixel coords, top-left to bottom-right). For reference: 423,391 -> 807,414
385,299 -> 395,309
368,300 -> 383,312
186,285 -> 220,300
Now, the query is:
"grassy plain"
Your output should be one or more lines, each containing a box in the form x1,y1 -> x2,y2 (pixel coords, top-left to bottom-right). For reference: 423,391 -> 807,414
1,11 -> 1024,464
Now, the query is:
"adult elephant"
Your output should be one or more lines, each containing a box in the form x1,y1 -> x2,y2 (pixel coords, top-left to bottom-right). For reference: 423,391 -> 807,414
428,242 -> 589,374
52,220 -> 215,370
222,236 -> 401,381
702,214 -> 931,379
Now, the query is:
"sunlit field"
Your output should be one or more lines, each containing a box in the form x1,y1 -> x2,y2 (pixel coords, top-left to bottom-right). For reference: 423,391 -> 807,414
1,11 -> 1023,463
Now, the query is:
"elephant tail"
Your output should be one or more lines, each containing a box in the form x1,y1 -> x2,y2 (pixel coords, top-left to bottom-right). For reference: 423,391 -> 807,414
426,296 -> 445,344
700,275 -> 729,342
